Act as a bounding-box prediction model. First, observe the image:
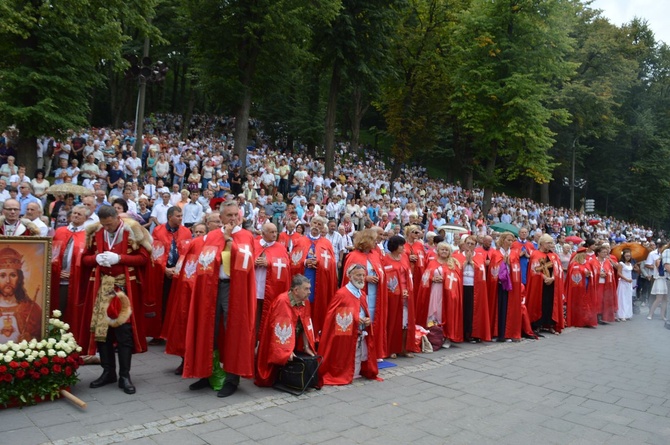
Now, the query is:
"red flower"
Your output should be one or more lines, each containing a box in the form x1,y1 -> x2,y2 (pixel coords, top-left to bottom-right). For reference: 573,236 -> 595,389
30,372 -> 40,380
65,366 -> 72,377
41,356 -> 49,365
33,360 -> 42,368
66,356 -> 75,364
2,374 -> 12,382
40,367 -> 49,375
9,361 -> 19,369
20,361 -> 29,369
0,365 -> 7,373
15,369 -> 25,379
53,364 -> 62,373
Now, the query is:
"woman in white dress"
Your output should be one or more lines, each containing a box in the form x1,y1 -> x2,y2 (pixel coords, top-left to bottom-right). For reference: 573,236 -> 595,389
616,249 -> 634,321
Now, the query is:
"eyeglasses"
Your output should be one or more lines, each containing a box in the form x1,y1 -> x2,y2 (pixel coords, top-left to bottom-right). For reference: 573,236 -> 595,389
412,231 -> 420,234
3,208 -> 19,212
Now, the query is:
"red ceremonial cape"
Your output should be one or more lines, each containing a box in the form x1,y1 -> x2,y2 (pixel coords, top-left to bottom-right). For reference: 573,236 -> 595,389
144,224 -> 192,337
494,249 -> 523,340
254,292 -> 315,387
50,227 -> 87,345
476,246 -> 504,334
254,240 -> 292,337
288,235 -> 338,337
278,231 -> 302,252
182,228 -> 257,379
592,258 -> 618,322
81,219 -> 151,354
525,250 -> 565,332
405,240 -> 426,313
318,286 -> 378,386
452,251 -> 491,341
565,260 -> 597,327
162,237 -> 204,356
382,255 -> 419,354
416,260 -> 464,343
342,249 -> 388,358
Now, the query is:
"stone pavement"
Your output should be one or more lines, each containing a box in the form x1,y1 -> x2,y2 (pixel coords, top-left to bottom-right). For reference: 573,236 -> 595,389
3,309 -> 670,445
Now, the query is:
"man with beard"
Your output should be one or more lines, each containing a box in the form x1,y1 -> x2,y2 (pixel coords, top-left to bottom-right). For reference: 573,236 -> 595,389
0,247 -> 43,342
288,216 -> 338,337
318,264 -> 379,385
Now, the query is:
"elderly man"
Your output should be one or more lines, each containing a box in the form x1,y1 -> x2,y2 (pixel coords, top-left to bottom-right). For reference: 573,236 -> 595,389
318,264 -> 379,386
17,182 -> 41,217
0,247 -> 43,342
526,234 -> 564,335
184,200 -> 257,398
150,192 -> 172,226
24,201 -> 49,236
0,198 -> 40,236
254,222 -> 291,337
254,274 -> 316,387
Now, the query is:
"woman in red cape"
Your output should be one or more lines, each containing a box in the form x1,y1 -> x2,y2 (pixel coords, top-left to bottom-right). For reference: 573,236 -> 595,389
453,235 -> 491,342
404,225 -> 426,314
494,233 -> 523,341
416,242 -> 464,343
383,235 -> 418,357
565,251 -> 597,328
342,229 -> 388,359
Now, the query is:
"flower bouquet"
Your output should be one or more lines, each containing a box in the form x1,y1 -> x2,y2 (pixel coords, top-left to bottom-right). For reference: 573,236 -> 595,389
0,310 -> 83,408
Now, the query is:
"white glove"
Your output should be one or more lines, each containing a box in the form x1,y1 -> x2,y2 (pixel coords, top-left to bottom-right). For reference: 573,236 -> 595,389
96,253 -> 110,267
104,252 -> 120,266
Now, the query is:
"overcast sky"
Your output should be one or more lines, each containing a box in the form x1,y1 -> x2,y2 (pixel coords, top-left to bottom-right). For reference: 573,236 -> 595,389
591,0 -> 669,45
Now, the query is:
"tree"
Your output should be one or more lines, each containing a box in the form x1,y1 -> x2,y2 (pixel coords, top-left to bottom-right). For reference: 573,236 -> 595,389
0,0 -> 158,173
449,0 -> 578,212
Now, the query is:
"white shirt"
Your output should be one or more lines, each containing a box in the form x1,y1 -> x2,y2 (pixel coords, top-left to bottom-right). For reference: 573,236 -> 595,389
151,201 -> 171,225
30,218 -> 49,236
325,231 -> 344,260
183,201 -> 204,224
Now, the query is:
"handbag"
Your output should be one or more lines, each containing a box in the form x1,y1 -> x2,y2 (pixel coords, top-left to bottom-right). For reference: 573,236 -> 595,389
274,353 -> 322,396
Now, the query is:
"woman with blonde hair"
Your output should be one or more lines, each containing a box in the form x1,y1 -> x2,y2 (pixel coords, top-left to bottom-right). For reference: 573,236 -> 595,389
416,242 -> 463,345
495,232 -> 523,341
404,224 -> 426,311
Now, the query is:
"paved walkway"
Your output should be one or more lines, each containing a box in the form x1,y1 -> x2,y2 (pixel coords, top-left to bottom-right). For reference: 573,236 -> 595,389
3,308 -> 670,445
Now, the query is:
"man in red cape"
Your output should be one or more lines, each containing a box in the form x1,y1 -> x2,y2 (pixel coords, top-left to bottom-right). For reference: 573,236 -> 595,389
319,264 -> 379,386
592,245 -> 618,323
183,200 -> 256,398
511,227 -> 535,286
255,275 -> 316,387
287,216 -> 337,338
404,226 -> 426,313
254,222 -> 291,338
453,235 -> 491,342
492,233 -> 523,341
525,234 -> 565,335
82,205 -> 152,394
476,235 -> 504,335
342,228 -> 388,358
144,206 -> 192,340
565,250 -> 597,328
51,204 -> 88,345
278,220 -> 302,253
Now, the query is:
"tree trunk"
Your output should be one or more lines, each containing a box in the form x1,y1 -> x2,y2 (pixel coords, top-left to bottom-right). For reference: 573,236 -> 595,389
234,87 -> 252,176
351,87 -> 369,155
540,182 -> 549,204
389,161 -> 402,197
181,87 -> 196,139
170,62 -> 180,113
16,136 -> 37,179
324,61 -> 341,175
481,152 -> 497,217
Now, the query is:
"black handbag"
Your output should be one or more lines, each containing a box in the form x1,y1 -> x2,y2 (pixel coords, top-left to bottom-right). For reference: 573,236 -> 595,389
274,353 -> 322,396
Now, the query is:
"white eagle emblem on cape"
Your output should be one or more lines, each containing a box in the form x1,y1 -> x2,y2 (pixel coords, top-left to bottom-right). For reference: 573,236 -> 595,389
198,249 -> 216,269
52,244 -> 61,262
274,323 -> 293,345
388,276 -> 399,293
336,312 -> 353,332
174,257 -> 184,275
184,259 -> 198,278
291,250 -> 303,266
422,270 -> 431,287
571,273 -> 582,285
490,266 -> 500,278
152,244 -> 165,261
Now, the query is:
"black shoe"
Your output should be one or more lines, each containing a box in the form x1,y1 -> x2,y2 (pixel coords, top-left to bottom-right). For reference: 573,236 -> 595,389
536,333 -> 545,338
189,378 -> 211,391
598,320 -> 609,325
118,376 -> 136,394
496,338 -> 506,343
148,338 -> 165,346
90,372 -> 117,388
175,361 -> 184,376
217,382 -> 238,398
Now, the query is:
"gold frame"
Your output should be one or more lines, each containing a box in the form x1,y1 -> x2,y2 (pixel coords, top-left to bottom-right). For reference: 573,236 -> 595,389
0,237 -> 52,342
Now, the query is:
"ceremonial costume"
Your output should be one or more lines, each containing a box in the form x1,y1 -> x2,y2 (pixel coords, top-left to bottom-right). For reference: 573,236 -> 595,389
318,284 -> 378,385
0,216 -> 40,236
565,259 -> 597,327
144,223 -> 192,337
383,254 -> 418,354
494,249 -> 523,340
182,227 -> 256,380
511,238 -> 535,285
405,240 -> 426,312
278,230 -> 302,253
476,246 -> 504,334
525,249 -> 564,332
288,235 -> 338,337
593,257 -> 618,322
453,251 -> 491,342
51,224 -> 87,343
254,238 -> 291,337
342,249 -> 388,358
255,291 -> 315,387
416,260 -> 464,343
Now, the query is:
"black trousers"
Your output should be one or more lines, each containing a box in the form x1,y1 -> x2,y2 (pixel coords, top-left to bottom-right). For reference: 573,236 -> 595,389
497,283 -> 509,339
463,286 -> 474,339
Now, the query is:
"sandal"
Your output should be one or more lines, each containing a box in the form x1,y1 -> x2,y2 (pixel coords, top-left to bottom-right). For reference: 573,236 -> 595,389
547,328 -> 559,335
400,352 -> 414,358
389,353 -> 397,359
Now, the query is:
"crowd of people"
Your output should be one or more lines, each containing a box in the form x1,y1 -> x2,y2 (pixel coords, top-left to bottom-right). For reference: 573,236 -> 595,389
0,113 -> 668,397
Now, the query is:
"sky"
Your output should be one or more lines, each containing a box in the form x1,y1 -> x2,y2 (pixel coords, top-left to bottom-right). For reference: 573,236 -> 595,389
591,0 -> 669,45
